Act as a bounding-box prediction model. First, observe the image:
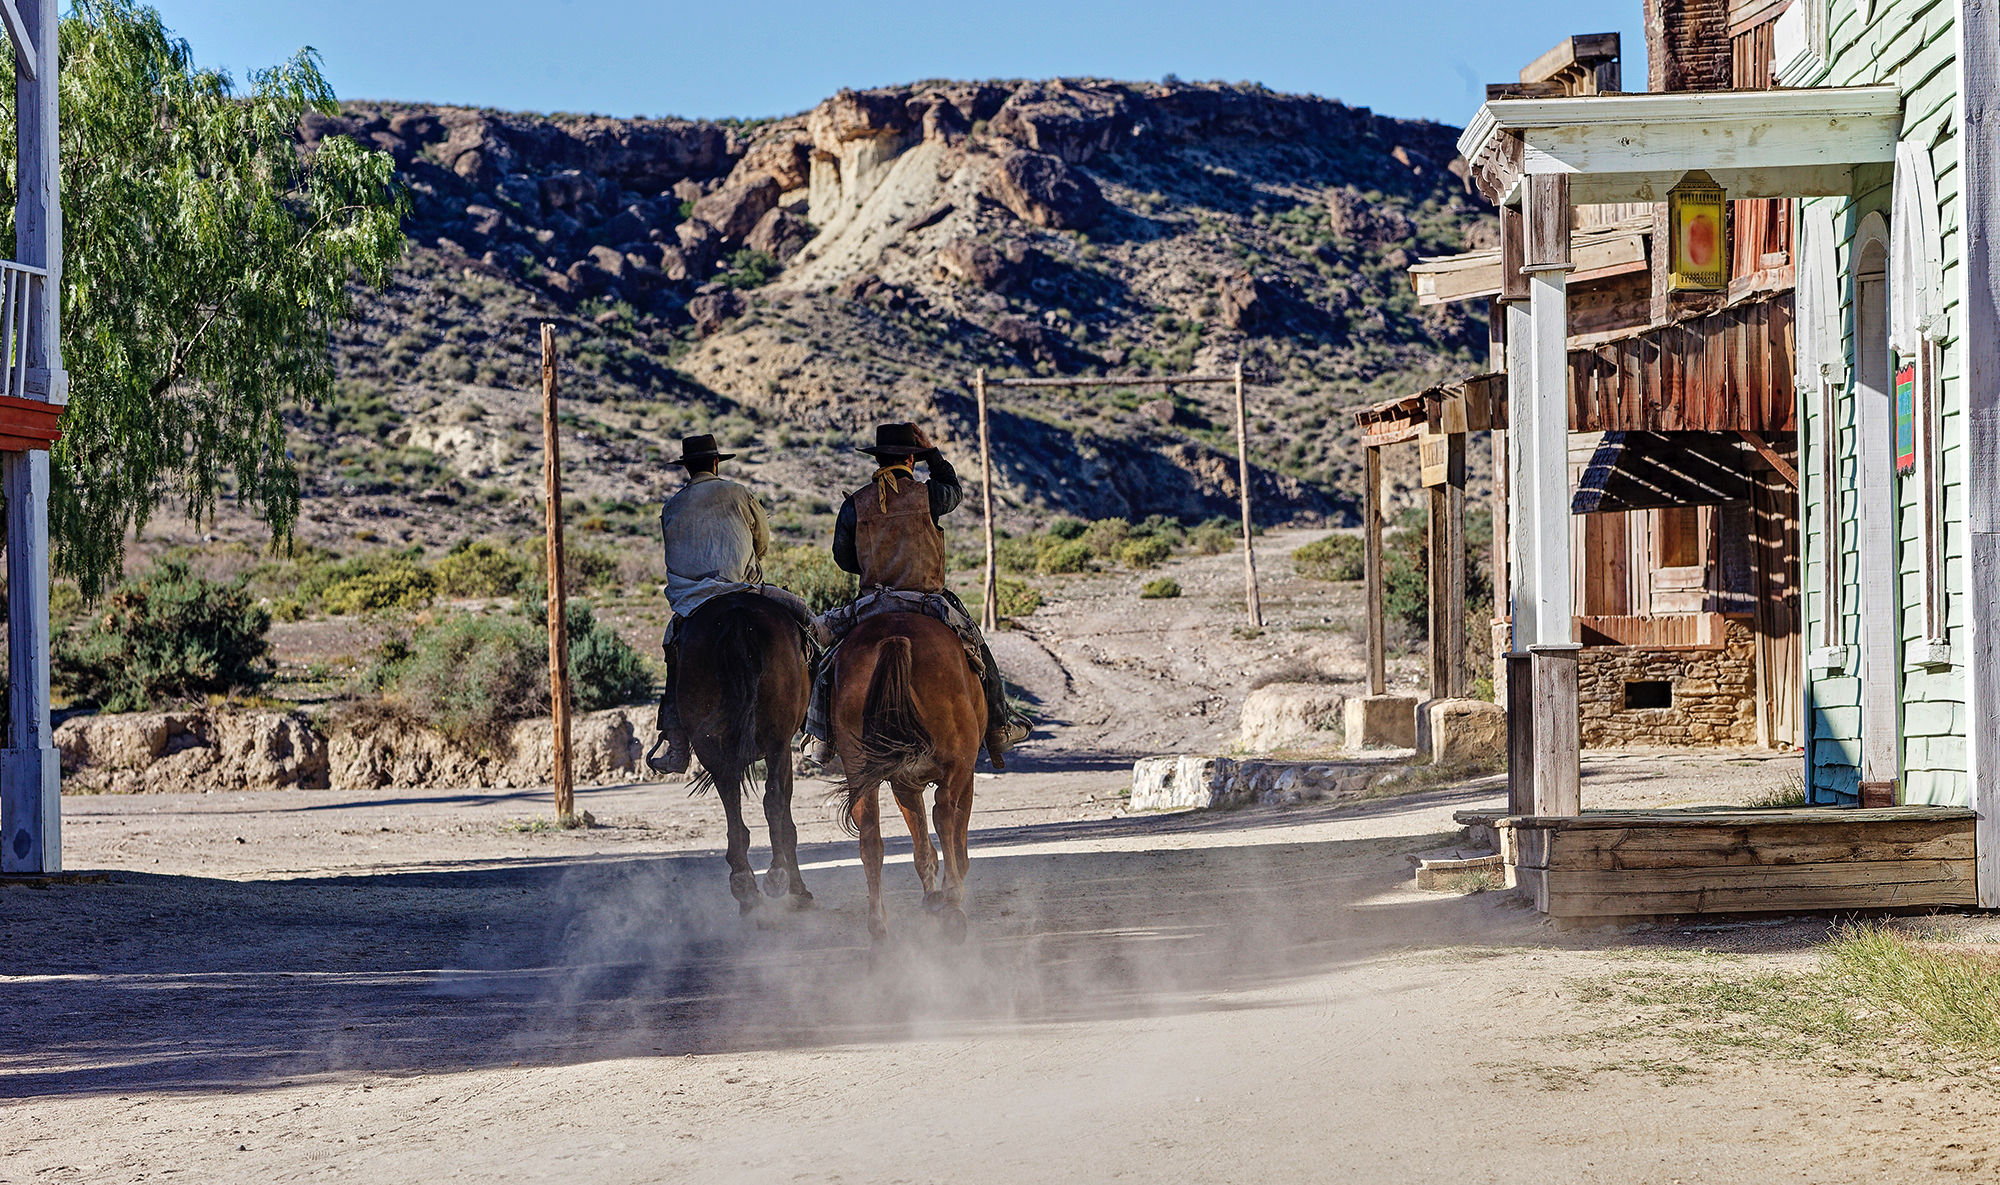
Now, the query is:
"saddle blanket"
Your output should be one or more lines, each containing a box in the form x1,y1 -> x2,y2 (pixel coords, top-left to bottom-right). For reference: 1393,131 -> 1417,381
805,589 -> 986,741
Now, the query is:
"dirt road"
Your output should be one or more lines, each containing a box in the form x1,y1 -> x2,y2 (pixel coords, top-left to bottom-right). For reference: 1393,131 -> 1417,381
5,750 -> 1994,1184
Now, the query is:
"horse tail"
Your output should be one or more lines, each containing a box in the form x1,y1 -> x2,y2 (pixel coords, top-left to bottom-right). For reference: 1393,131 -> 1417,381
689,600 -> 765,794
840,635 -> 933,834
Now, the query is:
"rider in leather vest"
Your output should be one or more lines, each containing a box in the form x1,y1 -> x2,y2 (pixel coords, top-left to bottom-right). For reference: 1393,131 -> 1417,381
827,422 -> 1028,767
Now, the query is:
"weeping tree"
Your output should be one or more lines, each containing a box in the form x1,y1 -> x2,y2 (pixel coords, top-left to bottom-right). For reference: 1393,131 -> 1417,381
0,0 -> 405,595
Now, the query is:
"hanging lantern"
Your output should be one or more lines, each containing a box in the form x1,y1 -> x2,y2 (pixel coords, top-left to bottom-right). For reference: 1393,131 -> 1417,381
1667,169 -> 1728,292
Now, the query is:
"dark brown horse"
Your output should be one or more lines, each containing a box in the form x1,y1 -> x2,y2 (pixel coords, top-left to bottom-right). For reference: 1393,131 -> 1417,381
677,591 -> 814,912
832,612 -> 986,944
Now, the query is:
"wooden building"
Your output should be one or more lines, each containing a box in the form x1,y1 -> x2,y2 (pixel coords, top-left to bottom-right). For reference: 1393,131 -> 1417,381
1448,0 -> 2000,917
1408,18 -> 1803,753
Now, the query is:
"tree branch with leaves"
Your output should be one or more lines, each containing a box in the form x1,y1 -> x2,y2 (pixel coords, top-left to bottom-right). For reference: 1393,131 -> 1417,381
0,0 -> 405,595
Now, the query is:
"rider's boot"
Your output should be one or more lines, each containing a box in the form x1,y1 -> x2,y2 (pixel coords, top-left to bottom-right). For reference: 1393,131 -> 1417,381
647,646 -> 690,775
978,645 -> 1028,770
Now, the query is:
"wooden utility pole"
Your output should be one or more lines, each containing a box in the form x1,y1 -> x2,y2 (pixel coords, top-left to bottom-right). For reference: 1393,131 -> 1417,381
1233,360 -> 1262,628
976,368 -> 998,631
541,324 -> 574,823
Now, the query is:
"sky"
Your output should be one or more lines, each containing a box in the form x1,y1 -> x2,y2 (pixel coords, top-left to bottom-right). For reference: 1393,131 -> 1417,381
147,0 -> 1647,130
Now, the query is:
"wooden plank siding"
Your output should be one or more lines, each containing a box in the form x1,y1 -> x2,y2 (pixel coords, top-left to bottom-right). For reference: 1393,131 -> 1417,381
1800,0 -> 1965,807
1567,295 -> 1796,432
1500,806 -> 1978,918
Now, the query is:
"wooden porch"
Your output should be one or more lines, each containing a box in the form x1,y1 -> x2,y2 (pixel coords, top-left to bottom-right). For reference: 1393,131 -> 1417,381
1461,806 -> 1977,919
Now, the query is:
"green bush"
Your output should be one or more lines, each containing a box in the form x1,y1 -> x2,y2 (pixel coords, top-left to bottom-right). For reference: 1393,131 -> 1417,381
995,535 -> 1038,574
535,542 -> 623,593
55,560 -> 272,711
434,541 -> 528,597
377,603 -> 654,746
1293,534 -> 1366,582
764,544 -> 858,613
1189,518 -> 1234,555
1047,517 -> 1088,540
1036,539 -> 1096,575
996,577 -> 1043,617
321,564 -> 438,614
1080,517 -> 1131,556
1119,536 -> 1172,569
566,602 -> 655,710
375,613 -> 545,747
1129,514 -> 1186,546
1140,577 -> 1182,599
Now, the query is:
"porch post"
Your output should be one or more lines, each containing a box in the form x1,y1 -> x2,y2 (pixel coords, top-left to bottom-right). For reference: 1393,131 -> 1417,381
1962,0 -> 2000,905
1364,444 -> 1386,697
1,0 -> 60,874
1524,173 -> 1580,817
1501,202 -> 1536,813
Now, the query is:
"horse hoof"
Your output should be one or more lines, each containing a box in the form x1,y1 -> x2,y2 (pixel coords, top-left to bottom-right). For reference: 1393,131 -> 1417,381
923,890 -> 947,912
729,871 -> 760,905
786,888 -> 816,910
941,908 -> 967,945
763,869 -> 788,898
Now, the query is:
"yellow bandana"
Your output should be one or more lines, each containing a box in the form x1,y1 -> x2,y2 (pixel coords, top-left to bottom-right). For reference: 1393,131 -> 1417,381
873,461 -> 913,511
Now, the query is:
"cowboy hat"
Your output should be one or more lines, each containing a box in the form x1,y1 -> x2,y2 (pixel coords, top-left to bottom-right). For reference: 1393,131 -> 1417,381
856,422 -> 932,458
667,433 -> 736,465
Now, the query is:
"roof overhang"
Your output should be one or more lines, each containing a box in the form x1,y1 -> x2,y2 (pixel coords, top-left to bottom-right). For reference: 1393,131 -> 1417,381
1457,86 -> 1904,206
1411,215 -> 1649,305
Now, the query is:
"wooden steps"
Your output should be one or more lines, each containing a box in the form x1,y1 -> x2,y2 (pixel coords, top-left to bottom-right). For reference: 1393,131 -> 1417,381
1493,807 -> 1976,919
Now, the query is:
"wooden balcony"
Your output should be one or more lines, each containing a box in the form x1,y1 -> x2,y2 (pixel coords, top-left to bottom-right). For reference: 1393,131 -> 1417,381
0,260 -> 60,451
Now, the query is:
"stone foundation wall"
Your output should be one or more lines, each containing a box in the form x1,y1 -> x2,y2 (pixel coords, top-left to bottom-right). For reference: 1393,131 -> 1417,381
1577,619 -> 1759,748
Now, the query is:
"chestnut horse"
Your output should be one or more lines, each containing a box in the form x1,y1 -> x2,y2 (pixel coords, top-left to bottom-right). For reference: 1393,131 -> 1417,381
677,591 -> 814,912
832,612 -> 986,944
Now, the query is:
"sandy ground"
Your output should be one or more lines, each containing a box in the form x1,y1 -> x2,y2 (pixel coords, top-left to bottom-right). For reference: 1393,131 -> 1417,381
7,746 -> 1996,1184
13,530 -> 1985,1182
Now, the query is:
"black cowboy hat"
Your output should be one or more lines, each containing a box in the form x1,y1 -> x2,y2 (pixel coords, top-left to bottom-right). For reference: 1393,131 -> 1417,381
667,433 -> 736,465
857,422 -> 930,458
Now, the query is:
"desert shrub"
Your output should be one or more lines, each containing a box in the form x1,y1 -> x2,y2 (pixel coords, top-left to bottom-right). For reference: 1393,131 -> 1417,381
1140,577 -> 1181,599
434,540 -> 528,597
764,544 -> 858,613
1128,514 -> 1186,546
534,542 -> 623,593
1080,517 -> 1131,556
1036,539 -> 1096,575
375,613 -> 545,747
1189,517 -> 1234,554
1046,517 -> 1088,540
994,535 -> 1039,575
996,577 -> 1043,617
321,564 -> 437,614
1293,534 -> 1365,582
566,602 -> 655,709
1119,536 -> 1172,569
55,559 -> 272,711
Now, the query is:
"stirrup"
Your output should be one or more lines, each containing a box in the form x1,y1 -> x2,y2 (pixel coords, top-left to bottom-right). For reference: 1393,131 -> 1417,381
646,734 -> 689,775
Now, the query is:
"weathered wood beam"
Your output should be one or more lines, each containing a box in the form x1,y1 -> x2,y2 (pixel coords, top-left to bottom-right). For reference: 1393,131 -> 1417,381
1735,430 -> 1798,487
0,0 -> 35,82
1964,0 -> 2000,907
1364,445 -> 1385,697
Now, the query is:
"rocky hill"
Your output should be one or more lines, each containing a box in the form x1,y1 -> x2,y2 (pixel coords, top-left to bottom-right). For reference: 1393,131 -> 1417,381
223,79 -> 1493,566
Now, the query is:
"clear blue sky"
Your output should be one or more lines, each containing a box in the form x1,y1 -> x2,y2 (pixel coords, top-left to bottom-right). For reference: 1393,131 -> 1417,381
150,0 -> 1646,129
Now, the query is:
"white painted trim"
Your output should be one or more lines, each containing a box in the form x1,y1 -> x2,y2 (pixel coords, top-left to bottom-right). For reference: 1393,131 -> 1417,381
1891,141 -> 1948,351
1458,85 -> 1904,160
1854,212 -> 1900,793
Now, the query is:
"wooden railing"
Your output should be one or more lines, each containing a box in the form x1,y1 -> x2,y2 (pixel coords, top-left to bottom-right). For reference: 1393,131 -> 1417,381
0,259 -> 62,452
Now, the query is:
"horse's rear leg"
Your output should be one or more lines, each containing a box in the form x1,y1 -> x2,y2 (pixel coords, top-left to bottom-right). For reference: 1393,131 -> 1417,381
760,747 -> 813,906
715,771 -> 760,914
930,763 -> 976,944
845,755 -> 889,944
891,782 -> 940,903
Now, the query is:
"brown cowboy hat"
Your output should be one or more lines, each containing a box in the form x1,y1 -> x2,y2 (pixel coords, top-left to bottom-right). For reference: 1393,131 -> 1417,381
857,422 -> 930,458
667,433 -> 736,465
